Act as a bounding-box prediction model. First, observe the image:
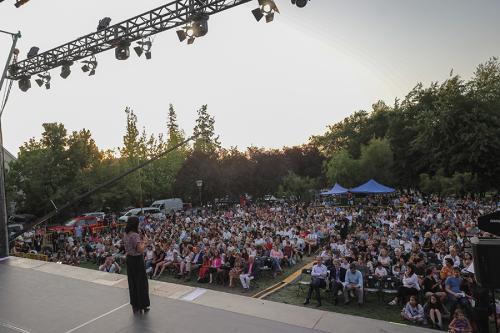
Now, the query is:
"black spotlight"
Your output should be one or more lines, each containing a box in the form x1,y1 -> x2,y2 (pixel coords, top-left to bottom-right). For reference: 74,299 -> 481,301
35,72 -> 51,89
18,76 -> 31,92
176,29 -> 187,42
252,0 -> 279,23
192,13 -> 209,37
60,60 -> 73,79
27,46 -> 39,58
14,0 -> 30,8
97,17 -> 112,31
134,38 -> 152,59
115,41 -> 131,60
81,56 -> 98,76
176,13 -> 209,45
291,0 -> 309,8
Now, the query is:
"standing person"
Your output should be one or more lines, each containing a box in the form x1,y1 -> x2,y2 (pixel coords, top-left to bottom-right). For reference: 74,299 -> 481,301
304,257 -> 328,307
123,217 -> 150,314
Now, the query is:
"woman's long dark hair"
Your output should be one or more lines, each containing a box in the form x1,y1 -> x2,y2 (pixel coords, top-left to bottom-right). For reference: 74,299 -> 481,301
125,216 -> 140,234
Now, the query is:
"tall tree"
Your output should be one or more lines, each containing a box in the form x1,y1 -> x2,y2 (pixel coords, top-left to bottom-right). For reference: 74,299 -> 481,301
193,105 -> 221,154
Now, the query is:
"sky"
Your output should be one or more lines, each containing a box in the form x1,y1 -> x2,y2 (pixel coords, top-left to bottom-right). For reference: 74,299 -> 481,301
0,0 -> 499,155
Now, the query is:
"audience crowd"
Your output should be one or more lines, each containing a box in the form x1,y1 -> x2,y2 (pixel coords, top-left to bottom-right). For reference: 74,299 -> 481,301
11,193 -> 500,332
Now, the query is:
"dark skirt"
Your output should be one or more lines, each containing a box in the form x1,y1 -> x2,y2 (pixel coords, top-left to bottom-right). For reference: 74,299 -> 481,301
126,255 -> 150,310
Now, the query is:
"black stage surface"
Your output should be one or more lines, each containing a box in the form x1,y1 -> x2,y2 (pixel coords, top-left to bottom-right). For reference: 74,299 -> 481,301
0,262 -> 322,333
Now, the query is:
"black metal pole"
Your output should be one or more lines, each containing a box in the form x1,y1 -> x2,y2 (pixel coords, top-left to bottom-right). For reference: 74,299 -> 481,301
0,30 -> 21,258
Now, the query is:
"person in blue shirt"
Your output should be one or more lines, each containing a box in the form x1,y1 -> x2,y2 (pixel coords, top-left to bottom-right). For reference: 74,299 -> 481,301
445,267 -> 471,316
344,263 -> 363,305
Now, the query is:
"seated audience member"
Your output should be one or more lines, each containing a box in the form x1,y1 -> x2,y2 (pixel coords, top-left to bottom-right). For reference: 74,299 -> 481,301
152,246 -> 173,279
229,252 -> 243,287
239,256 -> 256,292
440,257 -> 455,280
178,245 -> 194,280
197,256 -> 211,283
374,262 -> 388,279
401,295 -> 425,325
282,240 -> 295,266
423,267 -> 446,302
443,245 -> 461,268
269,245 -> 284,277
209,253 -> 223,284
445,267 -> 471,315
305,230 -> 317,256
448,309 -> 473,333
303,257 -> 328,307
424,293 -> 445,329
389,265 -> 420,305
99,255 -> 121,273
343,263 -> 363,306
329,259 -> 346,305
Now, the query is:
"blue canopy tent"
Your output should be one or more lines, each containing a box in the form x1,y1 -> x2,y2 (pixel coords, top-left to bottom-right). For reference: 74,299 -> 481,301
320,183 -> 348,195
350,179 -> 395,194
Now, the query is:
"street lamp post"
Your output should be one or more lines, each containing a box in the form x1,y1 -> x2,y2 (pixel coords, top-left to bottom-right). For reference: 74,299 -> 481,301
195,179 -> 203,207
0,29 -> 21,259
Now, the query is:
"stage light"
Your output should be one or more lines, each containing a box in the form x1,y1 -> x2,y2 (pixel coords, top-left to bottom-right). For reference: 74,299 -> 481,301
291,0 -> 309,8
252,0 -> 279,23
176,29 -> 186,42
81,56 -> 97,76
60,60 -> 73,79
97,17 -> 112,31
18,76 -> 31,92
35,72 -> 51,89
134,38 -> 152,59
115,41 -> 131,60
176,13 -> 209,45
27,46 -> 39,58
14,0 -> 30,8
191,13 -> 209,37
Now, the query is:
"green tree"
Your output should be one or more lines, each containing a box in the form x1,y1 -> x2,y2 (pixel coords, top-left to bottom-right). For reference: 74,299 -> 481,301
358,138 -> 394,185
278,172 -> 317,201
193,105 -> 221,154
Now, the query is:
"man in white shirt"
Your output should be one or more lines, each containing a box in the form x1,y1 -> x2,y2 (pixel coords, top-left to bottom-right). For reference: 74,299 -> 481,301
443,246 -> 461,268
303,257 -> 328,307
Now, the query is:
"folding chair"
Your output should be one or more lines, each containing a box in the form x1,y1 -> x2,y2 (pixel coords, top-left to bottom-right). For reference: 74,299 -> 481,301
363,274 -> 381,303
380,275 -> 401,303
296,268 -> 312,296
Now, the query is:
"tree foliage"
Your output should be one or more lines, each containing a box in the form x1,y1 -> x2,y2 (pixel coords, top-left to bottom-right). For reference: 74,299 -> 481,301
315,58 -> 500,192
6,58 -> 500,218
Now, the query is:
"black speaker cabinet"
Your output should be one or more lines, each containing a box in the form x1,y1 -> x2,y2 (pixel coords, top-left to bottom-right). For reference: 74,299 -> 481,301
472,238 -> 500,289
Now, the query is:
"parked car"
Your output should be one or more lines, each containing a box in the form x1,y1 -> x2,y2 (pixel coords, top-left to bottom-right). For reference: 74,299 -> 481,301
83,212 -> 106,222
8,223 -> 25,238
8,214 -> 36,225
150,198 -> 183,214
48,216 -> 101,234
118,207 -> 162,223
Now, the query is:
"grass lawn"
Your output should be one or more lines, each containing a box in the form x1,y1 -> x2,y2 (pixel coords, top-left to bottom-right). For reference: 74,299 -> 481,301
78,256 -> 315,297
265,284 -> 406,324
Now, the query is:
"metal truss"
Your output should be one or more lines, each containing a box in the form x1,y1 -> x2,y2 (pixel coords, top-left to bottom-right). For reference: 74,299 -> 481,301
7,0 -> 253,80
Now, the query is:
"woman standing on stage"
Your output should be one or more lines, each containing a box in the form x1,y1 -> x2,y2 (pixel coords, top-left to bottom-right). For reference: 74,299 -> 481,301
123,216 -> 150,314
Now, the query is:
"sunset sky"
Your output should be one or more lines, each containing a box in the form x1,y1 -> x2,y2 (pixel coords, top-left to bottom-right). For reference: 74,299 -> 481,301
1,0 -> 499,154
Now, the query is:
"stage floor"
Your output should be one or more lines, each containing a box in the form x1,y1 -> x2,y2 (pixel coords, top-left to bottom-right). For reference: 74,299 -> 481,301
0,262 -> 320,333
0,257 -> 434,333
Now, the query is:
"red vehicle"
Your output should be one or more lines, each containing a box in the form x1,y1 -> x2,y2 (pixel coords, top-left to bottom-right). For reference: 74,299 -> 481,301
48,216 -> 102,234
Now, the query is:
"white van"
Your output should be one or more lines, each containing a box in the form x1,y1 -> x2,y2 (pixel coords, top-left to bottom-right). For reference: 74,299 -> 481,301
118,207 -> 162,222
150,198 -> 183,214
